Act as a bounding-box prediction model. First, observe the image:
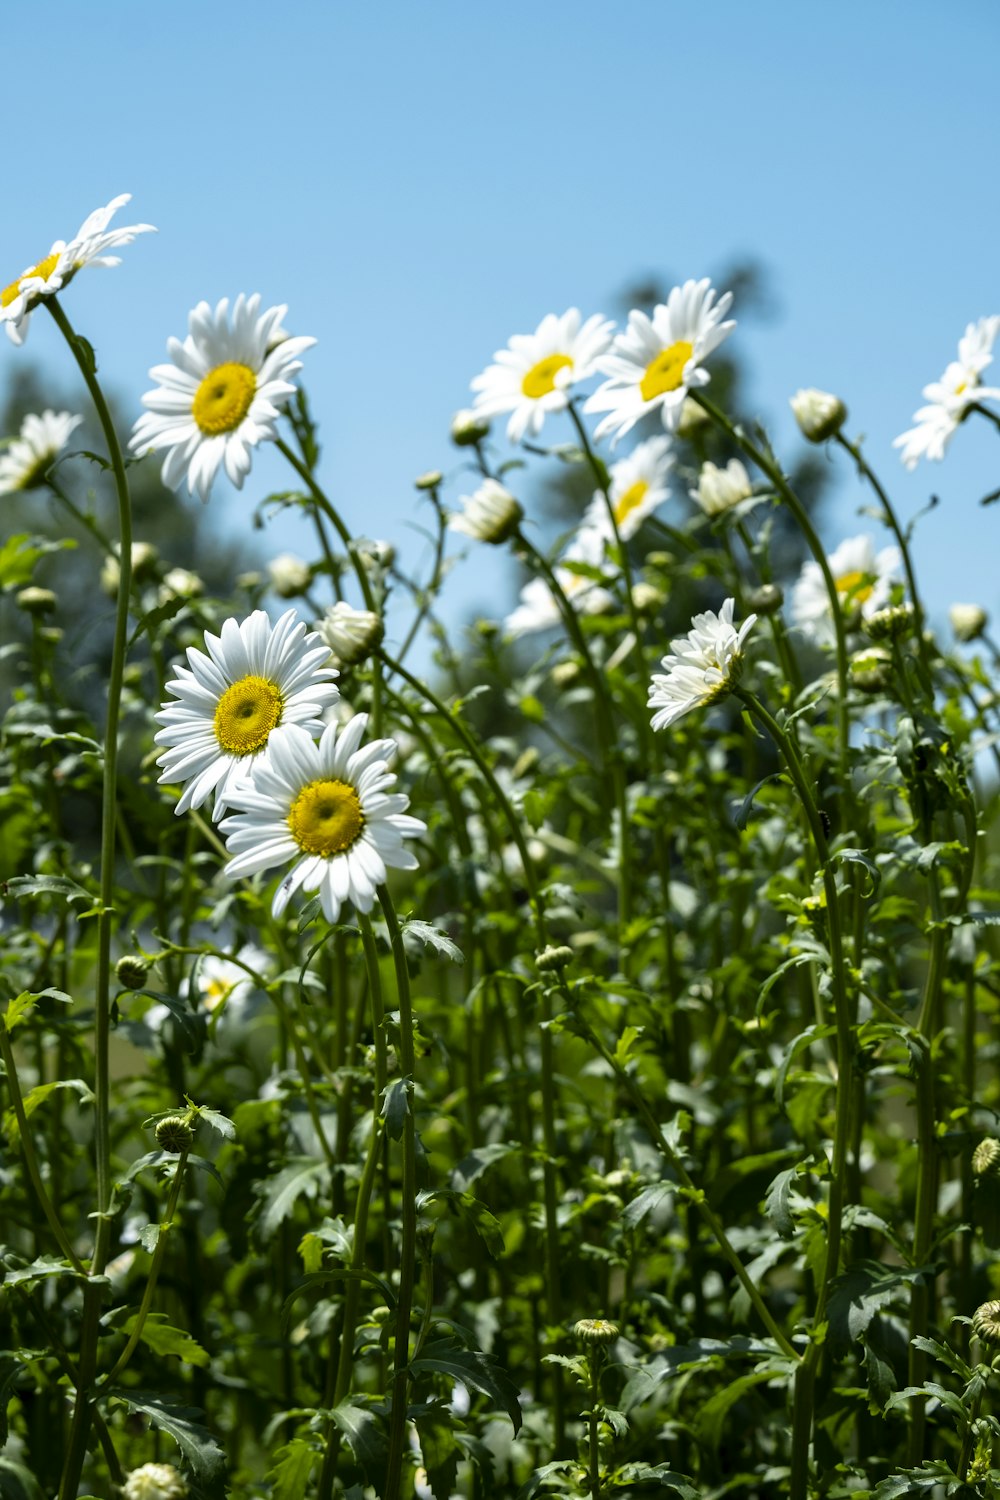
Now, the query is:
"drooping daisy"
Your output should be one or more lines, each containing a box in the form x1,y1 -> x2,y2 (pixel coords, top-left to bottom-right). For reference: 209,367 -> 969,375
471,308 -> 615,443
790,534 -> 901,645
181,946 -> 271,1019
0,410 -> 83,493
584,434 -> 674,541
220,717 -> 426,923
1,194 -> 155,347
648,598 -> 757,732
130,295 -> 316,502
504,525 -> 614,637
449,478 -> 524,544
586,279 -> 735,446
155,608 -> 339,818
690,457 -> 753,518
894,317 -> 1000,469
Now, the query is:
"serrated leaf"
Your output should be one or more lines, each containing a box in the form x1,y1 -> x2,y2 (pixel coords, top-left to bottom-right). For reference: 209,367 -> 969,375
329,1399 -> 388,1487
381,1076 -> 411,1141
120,1312 -> 210,1368
2,1255 -> 91,1288
139,1223 -> 161,1254
410,1339 -> 522,1433
764,1167 -> 797,1239
254,1156 -> 329,1241
3,988 -> 72,1033
196,1106 -> 236,1140
2,874 -> 93,905
0,1359 -> 24,1448
418,1189 -> 505,1257
827,1261 -> 930,1344
265,1437 -> 317,1499
106,1391 -> 225,1486
403,919 -> 464,964
621,1181 -> 676,1229
451,1142 -> 518,1192
299,1232 -> 324,1275
126,593 -> 189,651
3,1077 -> 93,1142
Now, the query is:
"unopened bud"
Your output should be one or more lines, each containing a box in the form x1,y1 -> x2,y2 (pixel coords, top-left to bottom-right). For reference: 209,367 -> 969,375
790,388 -> 847,443
414,470 -> 443,492
551,659 -> 582,689
451,409 -> 490,447
316,601 -> 383,668
116,955 -> 150,991
866,603 -> 914,641
267,552 -> 312,598
16,586 -> 56,614
155,1115 -> 194,1154
573,1317 -> 619,1345
536,944 -> 573,973
745,583 -> 784,616
849,646 -> 893,694
950,603 -> 988,643
631,581 -> 665,616
449,479 -> 523,545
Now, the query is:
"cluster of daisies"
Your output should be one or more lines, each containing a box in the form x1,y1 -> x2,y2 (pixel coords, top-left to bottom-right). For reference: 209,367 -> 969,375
155,609 -> 424,923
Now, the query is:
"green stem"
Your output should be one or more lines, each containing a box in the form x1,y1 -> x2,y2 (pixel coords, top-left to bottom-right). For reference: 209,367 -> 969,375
0,1023 -> 86,1273
98,1149 -> 190,1390
47,297 -> 135,1500
692,391 -> 852,791
378,887 -> 420,1500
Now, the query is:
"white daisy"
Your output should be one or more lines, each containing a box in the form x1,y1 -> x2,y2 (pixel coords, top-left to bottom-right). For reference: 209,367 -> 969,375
130,294 -> 316,502
790,534 -> 902,646
122,1464 -> 187,1500
470,308 -> 615,444
648,598 -> 756,732
586,279 -> 735,445
1,194 -> 155,347
690,457 -> 753,517
181,945 -> 270,1019
504,525 -> 614,637
220,717 -> 426,923
584,434 -> 674,541
894,316 -> 1000,469
155,608 -> 339,819
0,410 -> 83,493
449,478 -> 524,544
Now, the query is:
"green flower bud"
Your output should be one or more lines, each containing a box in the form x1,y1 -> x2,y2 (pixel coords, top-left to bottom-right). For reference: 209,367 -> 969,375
573,1317 -> 619,1345
155,1115 -> 194,1154
116,955 -> 150,991
536,945 -> 574,973
16,586 -> 57,614
972,1300 -> 1000,1348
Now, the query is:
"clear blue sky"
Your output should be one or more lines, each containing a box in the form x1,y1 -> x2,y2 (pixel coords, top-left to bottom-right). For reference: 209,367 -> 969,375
3,0 -> 998,642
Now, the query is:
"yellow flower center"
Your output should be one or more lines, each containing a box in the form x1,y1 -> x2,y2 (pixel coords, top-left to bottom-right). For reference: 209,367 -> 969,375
1,253 -> 60,309
288,778 -> 364,856
614,479 -> 649,527
640,340 -> 693,401
521,353 -> 573,400
192,362 -> 257,435
213,675 -> 283,755
204,977 -> 235,1012
835,569 -> 875,606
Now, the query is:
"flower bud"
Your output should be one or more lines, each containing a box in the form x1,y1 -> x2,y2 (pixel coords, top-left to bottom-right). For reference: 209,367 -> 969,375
691,458 -> 753,517
16,586 -> 56,614
745,583 -> 784,616
155,1115 -> 194,1154
950,603 -> 988,643
536,944 -> 574,973
449,479 -> 523,545
414,470 -> 443,492
116,955 -> 150,991
790,388 -> 847,443
972,1300 -> 1000,1348
450,408 -> 490,447
236,569 -> 263,591
267,552 -> 312,598
631,581 -> 666,616
973,1138 -> 1000,1180
573,1317 -> 619,1345
865,603 -> 914,641
551,658 -> 582,689
122,1462 -> 189,1500
159,567 -> 203,602
316,601 -> 384,668
849,646 -> 893,694
357,538 -> 395,573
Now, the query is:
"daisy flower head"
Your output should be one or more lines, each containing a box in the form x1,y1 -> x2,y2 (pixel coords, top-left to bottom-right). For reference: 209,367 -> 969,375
0,410 -> 83,494
504,524 -> 614,638
1,194 -> 155,347
894,316 -> 1000,469
584,434 -> 675,541
648,598 -> 756,732
154,608 -> 339,819
181,946 -> 270,1021
220,717 -> 426,924
690,457 -> 753,518
586,279 -> 735,446
130,294 -> 316,502
791,534 -> 902,646
122,1464 -> 188,1500
470,308 -> 615,444
449,478 -> 524,545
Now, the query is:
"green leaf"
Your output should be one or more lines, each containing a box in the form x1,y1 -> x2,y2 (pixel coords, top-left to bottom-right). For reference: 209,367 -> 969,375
105,1391 -> 225,1486
834,847 -> 881,897
3,988 -> 72,1033
195,1105 -> 236,1140
265,1436 -> 317,1498
410,1339 -> 522,1433
254,1156 -> 329,1241
403,919 -> 464,963
126,593 -> 189,651
120,1312 -> 210,1367
0,1359 -> 24,1448
299,1232 -> 325,1275
451,1142 -> 518,1192
2,874 -> 93,906
329,1398 -> 388,1487
3,1077 -> 93,1142
0,1456 -> 47,1500
414,1411 -> 460,1500
381,1077 -> 411,1141
2,1255 -> 92,1288
862,1316 -> 898,1412
418,1189 -> 505,1257
764,1167 -> 797,1239
827,1261 -> 929,1344
0,533 -> 74,588
734,772 -> 786,831
621,1181 -> 676,1229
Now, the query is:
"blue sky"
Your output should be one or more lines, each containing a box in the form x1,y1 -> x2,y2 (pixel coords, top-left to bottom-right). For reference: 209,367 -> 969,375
3,0 -> 998,644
